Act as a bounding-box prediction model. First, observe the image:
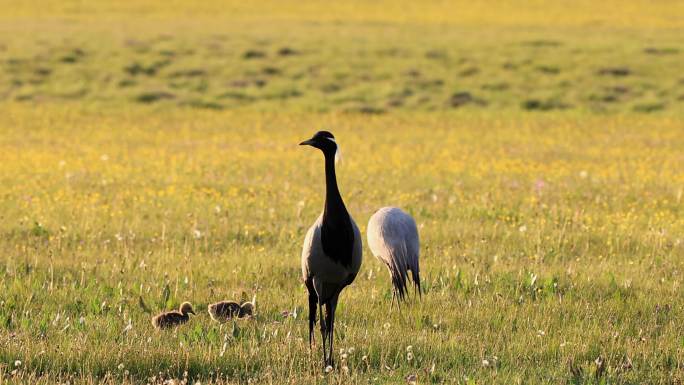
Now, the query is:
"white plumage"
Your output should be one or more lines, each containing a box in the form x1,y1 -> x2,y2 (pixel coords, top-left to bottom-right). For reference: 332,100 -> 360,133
367,207 -> 421,303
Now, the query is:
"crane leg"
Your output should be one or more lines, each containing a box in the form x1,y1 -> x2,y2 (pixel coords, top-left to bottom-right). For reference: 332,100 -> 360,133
391,289 -> 403,315
318,301 -> 328,367
327,295 -> 339,368
306,279 -> 317,348
324,300 -> 335,367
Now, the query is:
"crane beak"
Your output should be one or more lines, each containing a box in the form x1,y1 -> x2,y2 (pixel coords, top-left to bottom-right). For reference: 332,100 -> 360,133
299,139 -> 315,146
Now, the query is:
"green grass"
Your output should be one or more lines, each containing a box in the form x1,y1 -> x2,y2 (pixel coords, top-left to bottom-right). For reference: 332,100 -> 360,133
1,1 -> 684,384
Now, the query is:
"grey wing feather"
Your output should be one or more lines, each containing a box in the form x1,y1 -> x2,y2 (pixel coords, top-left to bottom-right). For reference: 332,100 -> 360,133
300,216 -> 320,282
367,207 -> 421,301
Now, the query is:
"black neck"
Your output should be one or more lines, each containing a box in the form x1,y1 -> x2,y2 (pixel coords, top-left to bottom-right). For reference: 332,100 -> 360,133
319,150 -> 354,267
323,152 -> 347,220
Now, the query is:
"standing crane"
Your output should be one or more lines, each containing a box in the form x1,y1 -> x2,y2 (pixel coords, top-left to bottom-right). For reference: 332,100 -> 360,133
367,207 -> 421,305
299,131 -> 362,368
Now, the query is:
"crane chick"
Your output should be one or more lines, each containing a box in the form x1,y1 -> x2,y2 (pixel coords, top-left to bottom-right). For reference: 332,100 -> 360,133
152,302 -> 196,329
367,207 -> 421,304
208,301 -> 241,323
238,294 -> 256,318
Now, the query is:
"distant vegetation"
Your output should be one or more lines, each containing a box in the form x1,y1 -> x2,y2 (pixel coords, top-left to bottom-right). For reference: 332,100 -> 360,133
1,1 -> 683,115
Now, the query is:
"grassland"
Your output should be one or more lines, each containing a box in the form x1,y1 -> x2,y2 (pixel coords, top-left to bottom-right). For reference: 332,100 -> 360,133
1,1 -> 684,384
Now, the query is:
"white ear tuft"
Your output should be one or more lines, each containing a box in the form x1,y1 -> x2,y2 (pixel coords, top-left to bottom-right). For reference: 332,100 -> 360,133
335,144 -> 342,165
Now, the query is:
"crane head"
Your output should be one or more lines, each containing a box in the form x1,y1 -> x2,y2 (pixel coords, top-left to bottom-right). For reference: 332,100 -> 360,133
299,131 -> 340,163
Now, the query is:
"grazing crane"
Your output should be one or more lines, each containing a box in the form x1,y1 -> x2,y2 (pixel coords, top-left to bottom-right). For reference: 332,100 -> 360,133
299,131 -> 362,368
151,302 -> 196,329
367,207 -> 421,305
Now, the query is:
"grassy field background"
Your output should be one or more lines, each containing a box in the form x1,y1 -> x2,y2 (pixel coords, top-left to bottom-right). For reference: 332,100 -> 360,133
1,1 -> 684,384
